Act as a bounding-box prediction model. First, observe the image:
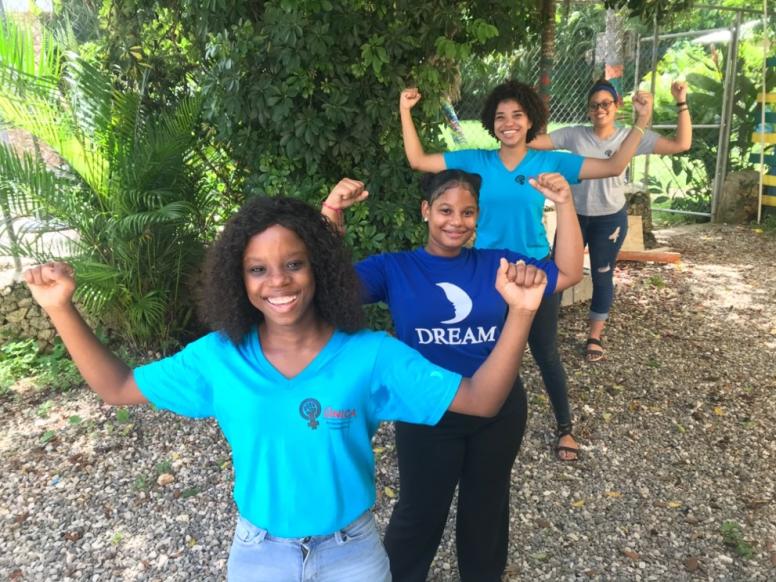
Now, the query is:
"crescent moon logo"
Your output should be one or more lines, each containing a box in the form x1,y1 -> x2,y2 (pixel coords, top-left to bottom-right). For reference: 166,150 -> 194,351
436,282 -> 473,324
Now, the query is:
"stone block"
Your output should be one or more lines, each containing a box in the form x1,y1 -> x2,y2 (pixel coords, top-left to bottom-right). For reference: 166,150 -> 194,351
561,273 -> 593,307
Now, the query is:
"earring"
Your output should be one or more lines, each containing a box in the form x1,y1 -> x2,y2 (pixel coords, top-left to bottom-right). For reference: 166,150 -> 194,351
423,216 -> 428,222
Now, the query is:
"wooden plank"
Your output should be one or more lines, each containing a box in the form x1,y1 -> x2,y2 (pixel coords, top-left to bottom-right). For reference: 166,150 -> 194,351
749,153 -> 776,166
620,215 -> 644,252
617,250 -> 681,264
763,195 -> 776,208
756,93 -> 776,104
544,212 -> 644,252
752,132 -> 776,144
763,174 -> 776,186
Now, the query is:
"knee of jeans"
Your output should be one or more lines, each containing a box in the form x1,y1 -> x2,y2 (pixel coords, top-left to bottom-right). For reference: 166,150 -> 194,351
591,262 -> 615,280
234,516 -> 268,545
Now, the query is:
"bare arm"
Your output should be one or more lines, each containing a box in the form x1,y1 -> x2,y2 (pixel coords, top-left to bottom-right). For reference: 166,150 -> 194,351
400,88 -> 446,172
653,81 -> 692,155
24,263 -> 146,406
530,174 -> 583,291
527,133 -> 556,151
448,260 -> 544,417
578,91 -> 653,180
321,178 -> 369,234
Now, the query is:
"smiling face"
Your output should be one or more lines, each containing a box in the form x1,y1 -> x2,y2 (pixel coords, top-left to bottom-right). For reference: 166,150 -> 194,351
423,185 -> 478,257
242,225 -> 317,330
493,99 -> 533,147
587,90 -> 619,129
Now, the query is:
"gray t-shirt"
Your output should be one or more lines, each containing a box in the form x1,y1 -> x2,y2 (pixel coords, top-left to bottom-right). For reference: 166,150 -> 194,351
549,125 -> 659,216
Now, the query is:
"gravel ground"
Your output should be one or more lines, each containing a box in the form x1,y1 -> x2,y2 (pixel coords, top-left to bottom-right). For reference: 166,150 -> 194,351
1,223 -> 774,581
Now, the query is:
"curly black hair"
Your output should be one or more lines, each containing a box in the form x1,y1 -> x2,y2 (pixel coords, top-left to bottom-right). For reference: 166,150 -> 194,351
198,196 -> 365,345
420,170 -> 482,205
480,80 -> 547,144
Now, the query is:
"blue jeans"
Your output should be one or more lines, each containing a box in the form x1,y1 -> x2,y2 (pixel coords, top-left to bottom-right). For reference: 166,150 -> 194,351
227,511 -> 391,582
578,207 -> 629,321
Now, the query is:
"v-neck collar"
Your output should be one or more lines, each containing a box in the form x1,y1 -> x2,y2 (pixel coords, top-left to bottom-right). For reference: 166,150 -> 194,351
497,148 -> 532,173
249,327 -> 346,384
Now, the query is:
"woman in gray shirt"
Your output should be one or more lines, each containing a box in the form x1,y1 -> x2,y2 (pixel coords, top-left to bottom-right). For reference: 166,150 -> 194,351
530,79 -> 691,362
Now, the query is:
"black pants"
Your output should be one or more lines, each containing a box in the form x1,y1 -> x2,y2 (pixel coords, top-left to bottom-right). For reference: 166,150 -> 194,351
383,380 -> 527,582
528,292 -> 572,428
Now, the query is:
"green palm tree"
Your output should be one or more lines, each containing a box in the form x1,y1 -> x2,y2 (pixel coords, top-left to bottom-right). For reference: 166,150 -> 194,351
0,18 -> 223,349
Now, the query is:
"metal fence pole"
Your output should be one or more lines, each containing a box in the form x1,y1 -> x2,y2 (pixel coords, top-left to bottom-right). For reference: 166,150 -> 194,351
641,12 -> 660,185
711,12 -> 742,220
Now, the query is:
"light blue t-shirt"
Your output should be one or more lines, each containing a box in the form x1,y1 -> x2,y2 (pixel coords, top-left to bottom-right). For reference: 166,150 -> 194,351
356,247 -> 558,377
134,328 -> 460,537
443,149 -> 584,259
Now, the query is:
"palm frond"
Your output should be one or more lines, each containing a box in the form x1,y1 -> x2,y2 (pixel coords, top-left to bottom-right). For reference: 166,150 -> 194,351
111,201 -> 196,237
0,141 -> 60,216
0,18 -> 61,97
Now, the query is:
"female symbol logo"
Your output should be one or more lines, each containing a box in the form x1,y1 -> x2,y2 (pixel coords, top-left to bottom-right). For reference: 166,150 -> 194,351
299,398 -> 322,430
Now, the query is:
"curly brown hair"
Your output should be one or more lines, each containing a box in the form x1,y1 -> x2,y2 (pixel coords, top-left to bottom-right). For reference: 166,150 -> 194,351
480,80 -> 547,144
198,196 -> 365,344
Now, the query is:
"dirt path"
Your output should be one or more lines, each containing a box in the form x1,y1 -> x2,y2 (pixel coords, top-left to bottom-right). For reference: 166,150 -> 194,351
1,223 -> 774,581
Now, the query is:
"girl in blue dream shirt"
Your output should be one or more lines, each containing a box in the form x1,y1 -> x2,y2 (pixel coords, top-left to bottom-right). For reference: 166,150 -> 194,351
322,171 -> 582,582
24,194 -> 547,582
398,80 -> 653,464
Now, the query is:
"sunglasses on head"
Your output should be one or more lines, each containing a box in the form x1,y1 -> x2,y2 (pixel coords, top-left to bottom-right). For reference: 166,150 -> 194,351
589,100 -> 615,112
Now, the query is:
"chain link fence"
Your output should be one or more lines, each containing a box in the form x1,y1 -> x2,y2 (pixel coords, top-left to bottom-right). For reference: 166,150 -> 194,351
444,4 -> 766,221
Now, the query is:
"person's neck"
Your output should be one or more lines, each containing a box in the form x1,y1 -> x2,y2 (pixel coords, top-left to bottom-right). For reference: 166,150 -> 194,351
498,142 -> 528,170
259,315 -> 334,354
593,123 -> 617,140
424,242 -> 464,259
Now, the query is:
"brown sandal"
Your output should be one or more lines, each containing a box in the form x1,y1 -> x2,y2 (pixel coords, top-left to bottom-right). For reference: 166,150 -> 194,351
585,337 -> 605,362
556,425 -> 580,462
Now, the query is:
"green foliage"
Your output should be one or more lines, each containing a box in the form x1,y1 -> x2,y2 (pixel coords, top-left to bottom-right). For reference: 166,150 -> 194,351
760,213 -> 776,233
0,337 -> 82,393
604,0 -> 694,22
115,408 -> 132,423
720,520 -> 754,559
0,21 -> 227,349
647,274 -> 665,288
36,399 -> 54,418
642,30 -> 773,219
97,1 -> 542,264
0,338 -> 39,389
133,475 -> 150,491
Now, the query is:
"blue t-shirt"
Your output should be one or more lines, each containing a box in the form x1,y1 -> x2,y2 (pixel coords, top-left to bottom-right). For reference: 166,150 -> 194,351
134,328 -> 460,537
356,247 -> 558,377
443,149 -> 584,259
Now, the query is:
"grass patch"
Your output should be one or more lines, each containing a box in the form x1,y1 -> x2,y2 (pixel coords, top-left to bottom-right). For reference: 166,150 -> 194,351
720,520 -> 754,559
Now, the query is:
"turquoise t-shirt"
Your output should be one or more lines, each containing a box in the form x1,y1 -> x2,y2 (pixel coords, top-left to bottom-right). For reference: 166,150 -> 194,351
443,149 -> 584,259
133,328 -> 461,537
